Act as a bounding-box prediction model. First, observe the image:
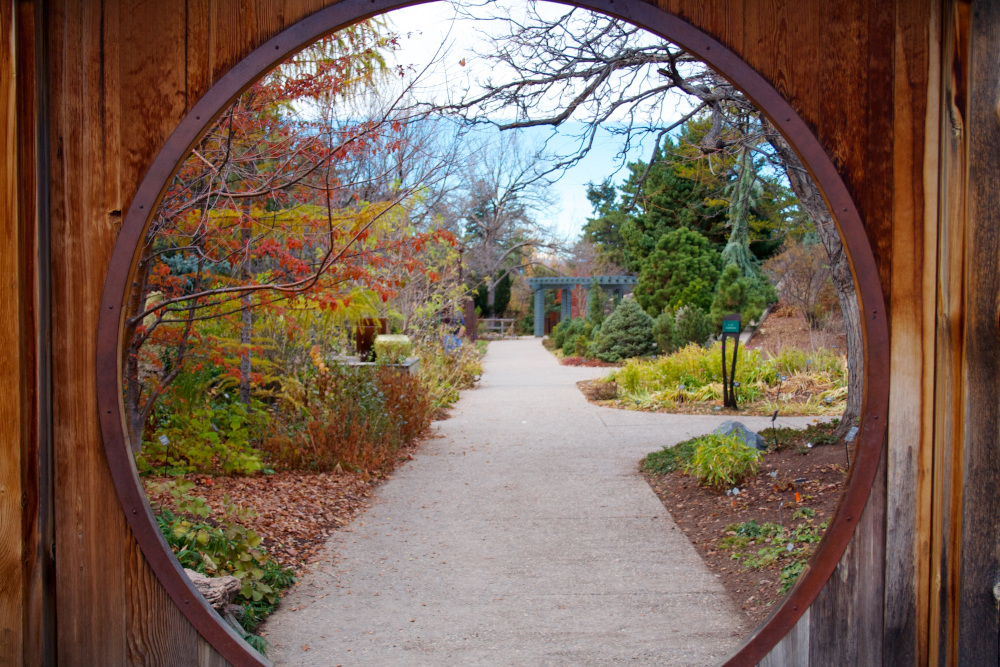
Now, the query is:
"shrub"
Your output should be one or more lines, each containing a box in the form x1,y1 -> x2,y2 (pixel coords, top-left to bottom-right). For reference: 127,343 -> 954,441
672,306 -> 713,348
587,279 -> 606,325
589,299 -> 656,363
261,364 -> 433,474
764,240 -> 838,329
138,400 -> 267,476
652,310 -> 677,355
373,334 -> 413,363
684,432 -> 761,488
709,264 -> 776,329
635,226 -> 722,317
552,317 -> 592,352
414,337 -> 483,409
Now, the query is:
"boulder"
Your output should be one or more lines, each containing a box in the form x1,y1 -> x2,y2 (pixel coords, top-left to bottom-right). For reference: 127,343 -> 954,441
715,420 -> 767,451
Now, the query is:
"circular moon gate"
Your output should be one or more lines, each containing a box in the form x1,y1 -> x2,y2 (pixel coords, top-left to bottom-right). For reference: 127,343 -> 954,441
96,1 -> 890,665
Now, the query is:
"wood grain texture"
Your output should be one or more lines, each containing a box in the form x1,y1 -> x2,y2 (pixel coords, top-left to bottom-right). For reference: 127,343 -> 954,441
0,0 -> 25,660
13,1 -> 55,664
48,0 -> 130,660
16,0 -> 971,664
758,608 -> 809,667
807,452 -> 887,666
885,0 -> 936,663
199,635 -> 232,667
125,538 -> 200,666
931,3 -> 970,663
957,0 -> 1000,661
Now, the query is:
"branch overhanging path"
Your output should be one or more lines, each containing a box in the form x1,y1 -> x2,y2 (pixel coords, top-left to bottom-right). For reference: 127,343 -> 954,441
262,339 -> 819,665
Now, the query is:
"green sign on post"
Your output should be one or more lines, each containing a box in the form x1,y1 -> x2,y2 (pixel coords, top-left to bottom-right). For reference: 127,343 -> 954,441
721,313 -> 741,409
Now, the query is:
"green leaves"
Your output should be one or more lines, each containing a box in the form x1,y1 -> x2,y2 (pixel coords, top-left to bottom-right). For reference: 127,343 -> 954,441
684,433 -> 761,489
635,227 -> 721,318
138,400 -> 267,476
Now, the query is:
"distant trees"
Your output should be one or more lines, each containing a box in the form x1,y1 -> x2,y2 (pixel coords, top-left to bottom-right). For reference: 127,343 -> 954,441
435,2 -> 861,436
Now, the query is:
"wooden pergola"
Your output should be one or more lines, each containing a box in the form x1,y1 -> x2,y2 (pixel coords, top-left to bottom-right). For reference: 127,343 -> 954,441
526,276 -> 638,336
2,1 -> 998,665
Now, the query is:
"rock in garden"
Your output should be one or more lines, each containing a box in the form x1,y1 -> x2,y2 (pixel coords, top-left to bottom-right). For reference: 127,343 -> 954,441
715,420 -> 767,451
184,568 -> 241,612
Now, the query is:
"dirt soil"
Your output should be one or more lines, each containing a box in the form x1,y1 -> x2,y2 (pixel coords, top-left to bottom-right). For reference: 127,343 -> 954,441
643,428 -> 851,628
747,307 -> 846,356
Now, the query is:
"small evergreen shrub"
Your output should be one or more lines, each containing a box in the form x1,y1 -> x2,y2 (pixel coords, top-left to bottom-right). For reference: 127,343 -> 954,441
652,310 -> 677,355
709,264 -> 776,329
672,306 -> 713,348
551,317 -> 593,354
587,279 -> 606,326
589,299 -> 656,363
685,432 -> 761,488
635,226 -> 722,317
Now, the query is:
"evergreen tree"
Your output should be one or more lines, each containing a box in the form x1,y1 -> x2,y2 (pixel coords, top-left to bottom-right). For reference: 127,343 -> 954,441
634,226 -> 722,317
589,299 -> 656,362
587,278 -> 606,326
709,264 -> 775,329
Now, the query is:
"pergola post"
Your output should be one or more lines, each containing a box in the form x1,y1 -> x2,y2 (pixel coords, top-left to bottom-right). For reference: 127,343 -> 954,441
586,287 -> 594,318
533,289 -> 545,337
560,287 -> 572,323
525,276 -> 637,337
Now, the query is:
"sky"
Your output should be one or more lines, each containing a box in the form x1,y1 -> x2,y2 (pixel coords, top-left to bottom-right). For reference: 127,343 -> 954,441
380,1 -> 694,239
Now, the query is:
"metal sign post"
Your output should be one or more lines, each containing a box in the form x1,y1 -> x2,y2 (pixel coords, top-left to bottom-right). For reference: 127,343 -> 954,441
721,314 -> 742,409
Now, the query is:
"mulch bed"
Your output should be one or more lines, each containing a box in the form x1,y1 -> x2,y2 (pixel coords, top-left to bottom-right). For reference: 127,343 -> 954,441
746,308 -> 847,355
143,442 -> 427,572
643,430 -> 850,629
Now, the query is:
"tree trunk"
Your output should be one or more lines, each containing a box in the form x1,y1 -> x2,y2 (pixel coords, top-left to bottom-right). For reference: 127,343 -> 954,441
768,131 -> 862,439
485,275 -> 496,317
722,147 -> 758,277
239,217 -> 253,406
239,293 -> 253,405
122,241 -> 156,451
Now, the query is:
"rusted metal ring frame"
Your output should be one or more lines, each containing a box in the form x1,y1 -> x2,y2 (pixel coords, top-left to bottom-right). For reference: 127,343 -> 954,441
95,1 -> 890,665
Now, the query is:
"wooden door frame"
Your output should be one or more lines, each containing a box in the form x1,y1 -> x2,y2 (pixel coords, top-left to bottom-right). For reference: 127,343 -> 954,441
94,1 -> 891,664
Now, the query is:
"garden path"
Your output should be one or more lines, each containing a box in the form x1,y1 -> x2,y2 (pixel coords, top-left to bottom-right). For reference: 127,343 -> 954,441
263,338 -> 817,666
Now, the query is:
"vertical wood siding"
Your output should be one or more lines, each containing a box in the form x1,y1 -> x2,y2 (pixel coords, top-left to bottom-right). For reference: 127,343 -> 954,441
0,0 -> 983,664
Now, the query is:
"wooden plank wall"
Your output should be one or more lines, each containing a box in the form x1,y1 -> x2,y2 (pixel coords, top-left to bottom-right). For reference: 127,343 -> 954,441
3,0 -> 996,664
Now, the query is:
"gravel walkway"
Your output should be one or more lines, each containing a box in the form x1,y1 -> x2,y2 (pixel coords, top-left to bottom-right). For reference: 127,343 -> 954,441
263,339 -> 816,666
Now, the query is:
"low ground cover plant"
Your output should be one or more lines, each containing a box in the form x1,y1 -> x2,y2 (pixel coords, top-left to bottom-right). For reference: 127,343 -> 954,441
720,516 -> 827,593
148,479 -> 295,655
642,432 -> 759,487
640,420 -> 844,621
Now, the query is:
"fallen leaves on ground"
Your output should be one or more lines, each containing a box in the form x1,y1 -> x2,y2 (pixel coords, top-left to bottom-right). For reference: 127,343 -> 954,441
144,470 -> 376,570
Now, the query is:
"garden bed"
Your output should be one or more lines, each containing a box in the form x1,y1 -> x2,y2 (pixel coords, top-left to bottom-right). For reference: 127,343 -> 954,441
144,468 -> 379,571
641,422 -> 850,628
